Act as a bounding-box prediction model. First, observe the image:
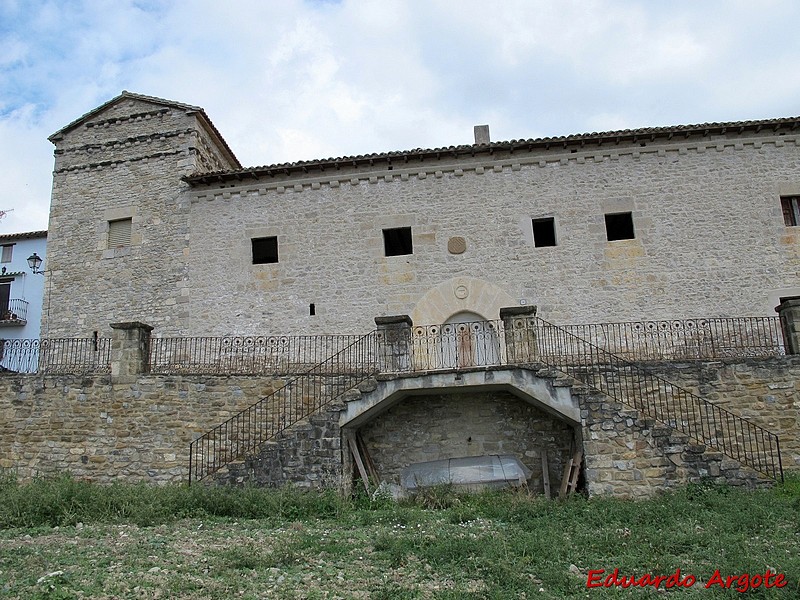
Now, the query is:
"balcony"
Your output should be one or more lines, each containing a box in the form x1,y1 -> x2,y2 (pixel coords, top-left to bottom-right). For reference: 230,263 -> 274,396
0,299 -> 28,326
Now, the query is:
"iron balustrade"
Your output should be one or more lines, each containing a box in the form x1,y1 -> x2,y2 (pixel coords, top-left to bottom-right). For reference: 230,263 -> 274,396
531,318 -> 783,481
0,338 -> 111,374
188,332 -> 379,483
0,339 -> 40,373
559,317 -> 784,362
369,316 -> 783,481
377,320 -> 507,373
150,334 -> 368,375
0,299 -> 29,324
39,338 -> 112,374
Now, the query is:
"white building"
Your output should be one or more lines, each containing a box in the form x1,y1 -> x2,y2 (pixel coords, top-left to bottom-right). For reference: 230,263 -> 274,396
0,230 -> 47,340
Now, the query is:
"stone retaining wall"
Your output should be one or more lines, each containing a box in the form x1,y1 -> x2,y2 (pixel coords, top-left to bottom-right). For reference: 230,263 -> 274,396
0,356 -> 797,493
0,374 -> 288,484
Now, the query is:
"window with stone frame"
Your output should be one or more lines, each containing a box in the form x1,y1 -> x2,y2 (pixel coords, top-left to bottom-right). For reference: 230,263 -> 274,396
604,212 -> 635,241
781,196 -> 800,226
108,218 -> 132,248
252,236 -> 279,264
383,227 -> 413,256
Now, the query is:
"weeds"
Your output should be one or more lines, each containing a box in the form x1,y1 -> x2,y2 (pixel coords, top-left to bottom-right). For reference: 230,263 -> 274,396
0,476 -> 798,598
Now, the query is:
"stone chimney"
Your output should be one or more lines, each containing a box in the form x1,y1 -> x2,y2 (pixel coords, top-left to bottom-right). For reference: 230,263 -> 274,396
474,125 -> 490,145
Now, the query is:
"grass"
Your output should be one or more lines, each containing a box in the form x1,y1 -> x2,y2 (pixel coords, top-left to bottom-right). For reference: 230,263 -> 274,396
0,474 -> 798,598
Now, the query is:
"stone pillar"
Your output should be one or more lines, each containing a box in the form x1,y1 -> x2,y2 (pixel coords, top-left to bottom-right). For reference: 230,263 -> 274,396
110,321 -> 154,377
375,315 -> 412,373
500,306 -> 538,365
775,299 -> 800,355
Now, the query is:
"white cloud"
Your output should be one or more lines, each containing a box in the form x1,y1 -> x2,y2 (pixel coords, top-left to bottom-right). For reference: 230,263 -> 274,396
1,0 -> 800,232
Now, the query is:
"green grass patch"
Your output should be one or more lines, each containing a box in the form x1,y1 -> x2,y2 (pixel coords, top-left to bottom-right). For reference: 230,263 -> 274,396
0,476 -> 798,598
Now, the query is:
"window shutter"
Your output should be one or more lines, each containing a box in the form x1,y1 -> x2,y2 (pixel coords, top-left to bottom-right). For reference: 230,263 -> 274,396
108,219 -> 132,248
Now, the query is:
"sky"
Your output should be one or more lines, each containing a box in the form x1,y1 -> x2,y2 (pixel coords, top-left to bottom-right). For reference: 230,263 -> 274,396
2,0 -> 800,234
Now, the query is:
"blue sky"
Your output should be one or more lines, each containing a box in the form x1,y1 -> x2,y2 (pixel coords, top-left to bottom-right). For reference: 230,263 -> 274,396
2,0 -> 800,233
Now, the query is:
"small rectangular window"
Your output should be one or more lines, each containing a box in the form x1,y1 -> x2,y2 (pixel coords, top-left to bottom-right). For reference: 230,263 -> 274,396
108,218 -> 132,248
252,236 -> 279,264
781,196 -> 800,226
0,245 -> 12,263
604,212 -> 635,241
532,218 -> 556,247
383,227 -> 413,256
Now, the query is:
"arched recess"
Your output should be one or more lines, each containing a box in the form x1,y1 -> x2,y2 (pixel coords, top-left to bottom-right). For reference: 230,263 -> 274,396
437,310 -> 502,368
411,277 -> 517,325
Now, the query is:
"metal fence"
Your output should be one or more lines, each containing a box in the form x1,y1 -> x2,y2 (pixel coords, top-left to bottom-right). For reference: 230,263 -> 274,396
0,338 -> 112,374
149,334 -> 369,375
377,320 -> 507,373
1,299 -> 29,323
532,319 -> 783,481
189,332 -> 379,483
559,317 -> 784,361
373,316 -> 783,480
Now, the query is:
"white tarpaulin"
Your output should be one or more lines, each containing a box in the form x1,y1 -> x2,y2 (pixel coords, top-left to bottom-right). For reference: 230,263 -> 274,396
401,455 -> 532,491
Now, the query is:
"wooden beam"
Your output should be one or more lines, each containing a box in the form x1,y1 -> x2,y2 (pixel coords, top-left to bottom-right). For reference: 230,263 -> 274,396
347,432 -> 370,494
541,450 -> 551,499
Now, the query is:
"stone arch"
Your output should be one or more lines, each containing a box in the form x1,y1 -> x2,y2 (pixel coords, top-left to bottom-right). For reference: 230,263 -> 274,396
411,277 -> 517,325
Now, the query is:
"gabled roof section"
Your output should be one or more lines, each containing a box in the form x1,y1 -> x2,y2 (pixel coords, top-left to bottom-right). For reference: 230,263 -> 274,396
185,114 -> 800,186
49,91 -> 241,169
0,230 -> 47,243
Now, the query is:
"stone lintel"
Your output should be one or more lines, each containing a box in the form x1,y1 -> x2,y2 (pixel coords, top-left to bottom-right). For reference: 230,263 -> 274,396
499,306 -> 538,319
110,321 -> 155,332
375,315 -> 413,328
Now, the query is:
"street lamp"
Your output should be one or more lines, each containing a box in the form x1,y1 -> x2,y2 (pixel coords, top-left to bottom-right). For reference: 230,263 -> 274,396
27,252 -> 44,275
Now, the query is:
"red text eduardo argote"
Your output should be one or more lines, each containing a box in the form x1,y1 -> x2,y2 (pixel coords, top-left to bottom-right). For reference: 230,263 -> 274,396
586,567 -> 788,592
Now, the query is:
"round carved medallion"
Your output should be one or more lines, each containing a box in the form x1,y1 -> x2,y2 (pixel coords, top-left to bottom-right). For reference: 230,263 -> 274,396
448,236 -> 467,254
455,285 -> 469,299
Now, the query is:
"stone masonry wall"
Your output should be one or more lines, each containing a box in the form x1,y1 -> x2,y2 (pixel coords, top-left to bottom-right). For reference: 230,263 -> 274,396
358,391 -> 575,494
44,95 -> 237,338
0,373 -> 287,484
0,357 -> 796,494
580,388 -> 766,498
184,131 -> 800,337
643,356 -> 800,471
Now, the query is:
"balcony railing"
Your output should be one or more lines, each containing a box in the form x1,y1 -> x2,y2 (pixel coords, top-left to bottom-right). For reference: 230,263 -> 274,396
558,318 -> 784,361
0,338 -> 111,374
149,334 -> 370,375
0,299 -> 28,326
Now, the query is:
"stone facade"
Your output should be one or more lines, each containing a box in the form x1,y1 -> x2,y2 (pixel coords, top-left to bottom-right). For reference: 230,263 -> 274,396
1,356 -> 788,493
41,92 -> 800,339
22,92 -> 800,495
357,391 -> 575,494
44,93 -> 238,338
0,373 -> 287,484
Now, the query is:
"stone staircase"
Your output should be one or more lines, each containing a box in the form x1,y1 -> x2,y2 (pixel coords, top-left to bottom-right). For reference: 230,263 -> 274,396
195,317 -> 782,493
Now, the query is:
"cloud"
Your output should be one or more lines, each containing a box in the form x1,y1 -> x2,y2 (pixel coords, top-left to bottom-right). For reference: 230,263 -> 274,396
2,0 -> 800,232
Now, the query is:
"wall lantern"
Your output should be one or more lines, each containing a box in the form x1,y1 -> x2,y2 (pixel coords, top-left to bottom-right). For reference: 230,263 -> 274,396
27,252 -> 44,275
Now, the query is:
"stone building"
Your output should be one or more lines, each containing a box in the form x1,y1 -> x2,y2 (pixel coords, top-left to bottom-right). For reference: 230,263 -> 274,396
19,91 -> 800,495
45,92 -> 800,339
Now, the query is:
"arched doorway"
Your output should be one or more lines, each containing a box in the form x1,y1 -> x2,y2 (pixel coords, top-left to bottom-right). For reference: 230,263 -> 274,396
434,311 -> 502,369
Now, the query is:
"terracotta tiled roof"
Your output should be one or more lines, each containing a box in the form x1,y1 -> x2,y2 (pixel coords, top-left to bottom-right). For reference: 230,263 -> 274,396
49,91 -> 242,170
185,115 -> 800,185
0,230 -> 47,242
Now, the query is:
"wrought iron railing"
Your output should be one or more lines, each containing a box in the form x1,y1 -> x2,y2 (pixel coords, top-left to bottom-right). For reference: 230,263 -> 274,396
374,316 -> 783,481
39,338 -> 112,374
377,320 -> 507,372
530,318 -> 783,481
0,338 -> 112,374
0,299 -> 29,324
188,332 -> 379,483
559,317 -> 784,361
150,334 -> 367,375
